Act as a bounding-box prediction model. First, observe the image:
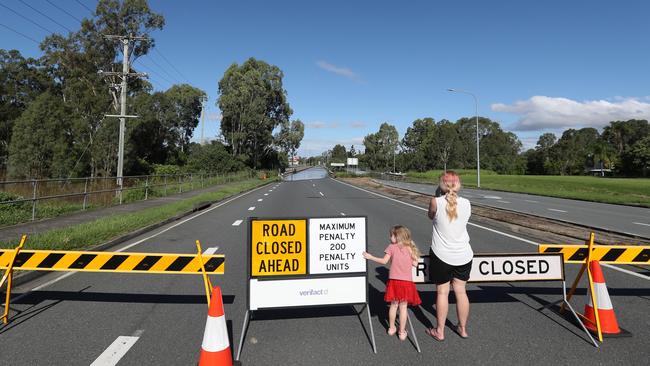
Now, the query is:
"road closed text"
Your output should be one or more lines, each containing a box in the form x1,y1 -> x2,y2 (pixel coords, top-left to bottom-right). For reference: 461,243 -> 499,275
251,220 -> 307,276
469,254 -> 564,282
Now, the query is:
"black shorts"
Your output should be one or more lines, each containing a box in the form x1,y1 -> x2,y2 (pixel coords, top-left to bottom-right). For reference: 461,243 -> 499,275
428,249 -> 472,284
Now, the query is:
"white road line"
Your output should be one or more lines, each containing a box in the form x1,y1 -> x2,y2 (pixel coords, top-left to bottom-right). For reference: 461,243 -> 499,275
548,208 -> 567,213
257,199 -> 263,202
319,192 -> 324,197
232,220 -> 243,226
334,179 -> 649,281
248,207 -> 255,211
633,222 -> 650,227
90,333 -> 142,366
524,199 -> 539,203
264,193 -> 268,196
340,212 -> 346,216
203,247 -> 219,255
498,201 -> 511,204
16,184 -> 271,294
313,184 -> 315,187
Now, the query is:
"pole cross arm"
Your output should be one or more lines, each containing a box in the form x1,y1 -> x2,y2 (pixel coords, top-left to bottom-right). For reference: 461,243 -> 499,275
105,114 -> 139,118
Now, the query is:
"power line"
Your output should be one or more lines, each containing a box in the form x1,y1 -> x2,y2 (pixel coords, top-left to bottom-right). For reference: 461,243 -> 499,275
153,47 -> 189,82
0,2 -> 55,35
74,0 -> 93,14
144,54 -> 182,84
46,0 -> 83,23
18,0 -> 73,33
134,59 -> 175,86
0,22 -> 40,44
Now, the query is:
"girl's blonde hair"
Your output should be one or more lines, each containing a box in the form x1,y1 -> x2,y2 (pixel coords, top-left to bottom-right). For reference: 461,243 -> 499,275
439,171 -> 462,221
390,225 -> 421,260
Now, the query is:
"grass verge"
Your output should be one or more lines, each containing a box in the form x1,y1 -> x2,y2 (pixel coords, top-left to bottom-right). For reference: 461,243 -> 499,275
0,178 -> 271,250
404,170 -> 650,207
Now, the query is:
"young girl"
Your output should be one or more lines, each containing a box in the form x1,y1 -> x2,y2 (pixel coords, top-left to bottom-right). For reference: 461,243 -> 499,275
363,225 -> 421,341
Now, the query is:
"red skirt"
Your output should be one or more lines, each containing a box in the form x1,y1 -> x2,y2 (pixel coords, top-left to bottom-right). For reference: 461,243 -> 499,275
384,279 -> 421,306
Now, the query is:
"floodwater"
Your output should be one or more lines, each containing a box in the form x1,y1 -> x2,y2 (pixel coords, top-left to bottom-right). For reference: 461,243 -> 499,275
283,167 -> 329,181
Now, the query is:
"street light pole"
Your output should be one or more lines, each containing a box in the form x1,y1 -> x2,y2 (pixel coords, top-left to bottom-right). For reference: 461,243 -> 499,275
447,88 -> 480,188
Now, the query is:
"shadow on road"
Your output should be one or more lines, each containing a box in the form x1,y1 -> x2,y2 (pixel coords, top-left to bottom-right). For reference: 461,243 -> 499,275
11,290 -> 236,305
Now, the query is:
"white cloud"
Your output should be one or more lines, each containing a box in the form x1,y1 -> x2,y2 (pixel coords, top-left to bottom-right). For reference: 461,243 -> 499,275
350,121 -> 367,128
492,96 -> 650,131
297,137 -> 365,157
306,121 -> 340,129
316,60 -> 361,82
207,113 -> 222,121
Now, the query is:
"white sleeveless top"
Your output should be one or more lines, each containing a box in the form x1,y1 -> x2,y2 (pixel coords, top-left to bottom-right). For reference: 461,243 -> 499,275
431,195 -> 473,265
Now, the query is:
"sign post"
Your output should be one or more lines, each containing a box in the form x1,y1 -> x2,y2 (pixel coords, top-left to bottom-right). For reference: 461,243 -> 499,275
237,216 -> 374,360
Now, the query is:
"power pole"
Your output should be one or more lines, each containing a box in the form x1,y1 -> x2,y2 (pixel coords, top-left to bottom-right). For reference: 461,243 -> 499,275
200,96 -> 208,145
99,34 -> 148,200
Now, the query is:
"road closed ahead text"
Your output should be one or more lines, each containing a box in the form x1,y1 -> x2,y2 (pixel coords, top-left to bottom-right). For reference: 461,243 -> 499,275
251,219 -> 307,276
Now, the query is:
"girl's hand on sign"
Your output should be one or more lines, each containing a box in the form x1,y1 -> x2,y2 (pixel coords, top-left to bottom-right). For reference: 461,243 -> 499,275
362,251 -> 371,260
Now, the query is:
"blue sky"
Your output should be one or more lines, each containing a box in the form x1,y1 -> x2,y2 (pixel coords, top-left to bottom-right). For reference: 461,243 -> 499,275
2,0 -> 649,156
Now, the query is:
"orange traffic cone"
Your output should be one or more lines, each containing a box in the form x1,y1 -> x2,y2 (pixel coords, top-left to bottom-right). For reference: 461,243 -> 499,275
583,261 -> 621,335
199,286 -> 232,366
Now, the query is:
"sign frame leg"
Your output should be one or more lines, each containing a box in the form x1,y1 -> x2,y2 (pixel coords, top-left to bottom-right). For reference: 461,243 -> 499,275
407,309 -> 421,353
561,280 -> 599,348
235,310 -> 251,361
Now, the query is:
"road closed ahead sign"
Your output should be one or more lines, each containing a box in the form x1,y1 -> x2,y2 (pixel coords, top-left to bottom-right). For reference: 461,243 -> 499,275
251,219 -> 307,276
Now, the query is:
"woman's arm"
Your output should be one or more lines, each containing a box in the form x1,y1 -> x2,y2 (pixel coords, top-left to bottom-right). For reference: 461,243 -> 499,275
362,252 -> 390,265
428,196 -> 437,219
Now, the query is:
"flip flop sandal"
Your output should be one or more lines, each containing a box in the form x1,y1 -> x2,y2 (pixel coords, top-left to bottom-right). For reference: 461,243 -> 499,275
453,324 -> 469,339
425,328 -> 445,341
398,330 -> 408,341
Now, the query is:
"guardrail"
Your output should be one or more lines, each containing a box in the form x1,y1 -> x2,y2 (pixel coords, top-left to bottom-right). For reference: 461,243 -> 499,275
0,171 -> 255,223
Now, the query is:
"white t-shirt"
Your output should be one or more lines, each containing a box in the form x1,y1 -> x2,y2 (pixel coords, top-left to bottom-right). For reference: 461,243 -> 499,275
431,195 -> 473,265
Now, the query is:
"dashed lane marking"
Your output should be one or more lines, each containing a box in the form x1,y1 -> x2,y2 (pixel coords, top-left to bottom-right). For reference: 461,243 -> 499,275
524,199 -> 540,203
498,201 -> 510,204
633,222 -> 650,227
257,199 -> 263,202
548,208 -> 567,213
203,247 -> 219,255
248,207 -> 255,211
90,331 -> 143,366
232,220 -> 243,226
340,212 -> 346,216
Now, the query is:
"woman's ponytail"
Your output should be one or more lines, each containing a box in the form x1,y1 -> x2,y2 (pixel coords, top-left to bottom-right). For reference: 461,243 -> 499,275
439,171 -> 462,221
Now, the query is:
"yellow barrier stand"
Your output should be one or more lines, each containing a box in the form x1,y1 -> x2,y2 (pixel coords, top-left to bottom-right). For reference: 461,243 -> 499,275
0,236 -> 224,324
1,235 -> 27,324
196,239 -> 214,307
538,232 -> 649,342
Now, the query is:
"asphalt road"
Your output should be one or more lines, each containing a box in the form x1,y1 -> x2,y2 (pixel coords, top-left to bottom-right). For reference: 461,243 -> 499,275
377,179 -> 650,239
2,167 -> 649,365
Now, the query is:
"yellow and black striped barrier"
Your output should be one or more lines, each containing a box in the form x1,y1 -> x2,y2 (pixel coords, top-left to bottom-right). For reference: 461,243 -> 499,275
0,249 -> 224,274
1,236 -> 224,324
539,244 -> 650,264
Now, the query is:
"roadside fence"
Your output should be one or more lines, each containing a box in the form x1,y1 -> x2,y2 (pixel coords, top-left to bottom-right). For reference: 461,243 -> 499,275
0,171 -> 256,225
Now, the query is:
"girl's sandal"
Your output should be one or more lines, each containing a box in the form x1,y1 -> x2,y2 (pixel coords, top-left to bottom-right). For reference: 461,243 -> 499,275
387,326 -> 397,336
398,330 -> 408,341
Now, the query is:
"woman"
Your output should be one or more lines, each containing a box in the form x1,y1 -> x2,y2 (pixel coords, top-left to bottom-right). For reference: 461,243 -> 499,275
426,171 -> 473,340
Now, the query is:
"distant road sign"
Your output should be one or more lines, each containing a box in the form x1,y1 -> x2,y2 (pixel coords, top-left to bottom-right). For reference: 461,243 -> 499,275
330,162 -> 345,167
347,158 -> 358,166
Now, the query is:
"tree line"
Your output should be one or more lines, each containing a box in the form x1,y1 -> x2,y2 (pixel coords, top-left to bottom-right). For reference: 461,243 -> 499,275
313,118 -> 649,177
1,0 -> 302,180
